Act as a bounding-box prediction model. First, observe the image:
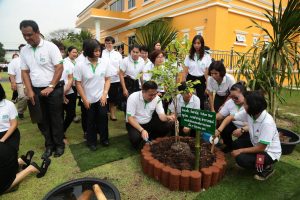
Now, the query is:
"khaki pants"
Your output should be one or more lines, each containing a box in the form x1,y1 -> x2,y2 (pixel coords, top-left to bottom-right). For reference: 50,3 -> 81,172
16,83 -> 28,114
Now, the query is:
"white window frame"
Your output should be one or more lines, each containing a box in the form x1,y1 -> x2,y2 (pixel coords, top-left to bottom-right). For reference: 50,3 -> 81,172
234,30 -> 248,46
194,26 -> 204,36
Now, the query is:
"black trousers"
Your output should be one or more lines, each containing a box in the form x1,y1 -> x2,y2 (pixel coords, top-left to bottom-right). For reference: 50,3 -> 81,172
108,82 -> 121,104
86,101 -> 109,146
63,92 -> 77,133
220,121 -> 237,150
214,94 -> 228,112
233,134 -> 276,170
0,128 -> 20,152
33,86 -> 64,150
79,101 -> 87,133
186,74 -> 206,110
126,113 -> 173,149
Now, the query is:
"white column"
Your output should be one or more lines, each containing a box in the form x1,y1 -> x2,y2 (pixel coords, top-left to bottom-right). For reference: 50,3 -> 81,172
95,19 -> 100,41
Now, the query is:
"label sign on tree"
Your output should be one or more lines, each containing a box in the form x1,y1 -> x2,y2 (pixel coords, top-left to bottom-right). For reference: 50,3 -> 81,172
181,107 -> 216,133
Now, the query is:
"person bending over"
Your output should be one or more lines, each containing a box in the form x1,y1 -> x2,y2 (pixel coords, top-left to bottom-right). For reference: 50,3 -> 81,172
215,91 -> 281,180
126,81 -> 175,149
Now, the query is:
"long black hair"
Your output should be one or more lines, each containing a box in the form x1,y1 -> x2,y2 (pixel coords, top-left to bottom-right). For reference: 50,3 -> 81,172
189,35 -> 205,61
0,84 -> 6,101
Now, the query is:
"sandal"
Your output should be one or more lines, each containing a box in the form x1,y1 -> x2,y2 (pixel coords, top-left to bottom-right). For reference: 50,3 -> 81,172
31,158 -> 51,178
20,150 -> 35,169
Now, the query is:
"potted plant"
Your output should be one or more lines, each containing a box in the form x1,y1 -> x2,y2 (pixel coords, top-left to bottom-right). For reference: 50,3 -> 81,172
236,0 -> 300,154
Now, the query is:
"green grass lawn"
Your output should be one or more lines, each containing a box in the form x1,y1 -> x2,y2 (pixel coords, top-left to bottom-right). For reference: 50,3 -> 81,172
1,81 -> 300,200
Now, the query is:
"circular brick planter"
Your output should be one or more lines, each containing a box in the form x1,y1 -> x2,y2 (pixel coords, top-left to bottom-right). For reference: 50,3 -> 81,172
140,137 -> 227,191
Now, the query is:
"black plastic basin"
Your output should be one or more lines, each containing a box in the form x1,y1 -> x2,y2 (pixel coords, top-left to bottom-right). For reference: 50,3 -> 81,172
278,128 -> 300,155
43,177 -> 121,200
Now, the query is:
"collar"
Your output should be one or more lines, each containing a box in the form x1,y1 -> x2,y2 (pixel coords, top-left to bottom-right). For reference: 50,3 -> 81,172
0,100 -> 6,107
217,74 -> 227,85
85,57 -> 101,65
129,56 -> 139,64
255,110 -> 267,123
104,49 -> 114,53
30,38 -> 44,48
179,94 -> 194,104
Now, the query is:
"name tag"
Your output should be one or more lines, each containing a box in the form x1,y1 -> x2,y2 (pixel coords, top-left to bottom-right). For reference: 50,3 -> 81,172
2,115 -> 9,120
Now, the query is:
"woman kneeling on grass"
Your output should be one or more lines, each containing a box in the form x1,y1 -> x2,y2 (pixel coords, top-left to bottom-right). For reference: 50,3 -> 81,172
0,143 -> 51,195
215,91 -> 281,180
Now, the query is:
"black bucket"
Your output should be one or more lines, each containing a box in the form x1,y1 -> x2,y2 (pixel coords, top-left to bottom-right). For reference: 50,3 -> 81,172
43,177 -> 121,200
278,128 -> 300,155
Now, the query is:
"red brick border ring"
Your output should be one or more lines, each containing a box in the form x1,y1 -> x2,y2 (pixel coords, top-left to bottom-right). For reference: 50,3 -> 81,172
141,137 -> 227,192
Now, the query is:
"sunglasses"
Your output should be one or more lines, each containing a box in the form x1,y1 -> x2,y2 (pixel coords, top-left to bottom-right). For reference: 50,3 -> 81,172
231,95 -> 240,101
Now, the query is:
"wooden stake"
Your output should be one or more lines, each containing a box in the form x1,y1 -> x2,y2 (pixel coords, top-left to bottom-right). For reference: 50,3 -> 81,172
92,184 -> 107,200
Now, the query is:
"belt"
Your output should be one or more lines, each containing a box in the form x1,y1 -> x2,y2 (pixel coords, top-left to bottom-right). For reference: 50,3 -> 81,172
33,80 -> 65,89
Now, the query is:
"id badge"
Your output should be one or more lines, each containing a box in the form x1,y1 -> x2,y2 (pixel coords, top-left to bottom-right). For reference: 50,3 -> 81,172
256,154 -> 265,165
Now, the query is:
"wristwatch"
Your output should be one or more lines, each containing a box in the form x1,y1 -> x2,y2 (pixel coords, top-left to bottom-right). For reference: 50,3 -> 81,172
48,84 -> 55,88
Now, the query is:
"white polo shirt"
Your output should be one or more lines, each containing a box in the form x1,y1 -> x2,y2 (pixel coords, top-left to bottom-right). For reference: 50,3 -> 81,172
142,59 -> 154,82
120,56 -> 145,80
207,73 -> 235,96
168,94 -> 200,117
126,91 -> 165,124
0,99 -> 18,132
234,110 -> 282,160
62,57 -> 75,95
20,39 -> 63,87
74,57 -> 112,103
184,53 -> 212,77
219,99 -> 246,128
102,49 -> 123,83
8,57 -> 22,83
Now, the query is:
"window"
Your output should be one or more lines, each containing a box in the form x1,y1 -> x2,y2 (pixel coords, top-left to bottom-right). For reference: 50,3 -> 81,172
264,35 -> 270,45
128,35 -> 136,52
144,0 -> 149,2
183,32 -> 189,40
128,0 -> 135,9
236,34 -> 246,43
110,0 -> 124,11
253,37 -> 258,45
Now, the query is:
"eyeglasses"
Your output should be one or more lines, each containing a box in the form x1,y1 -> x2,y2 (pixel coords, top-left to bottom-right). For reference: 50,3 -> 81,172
231,95 -> 240,101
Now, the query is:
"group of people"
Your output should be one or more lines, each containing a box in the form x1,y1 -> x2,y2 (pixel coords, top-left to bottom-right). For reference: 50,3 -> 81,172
0,18 -> 282,194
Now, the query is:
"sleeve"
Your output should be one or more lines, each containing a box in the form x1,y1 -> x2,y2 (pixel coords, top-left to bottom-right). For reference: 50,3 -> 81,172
73,64 -> 81,81
234,110 -> 248,122
206,77 -> 214,92
155,98 -> 165,115
50,43 -> 63,66
64,61 -> 73,75
120,58 -> 127,72
168,101 -> 175,113
258,123 -> 277,145
126,94 -> 136,117
105,60 -> 114,77
184,55 -> 190,68
193,96 -> 201,110
7,60 -> 16,75
8,102 -> 18,120
204,54 -> 212,69
20,50 -> 29,70
228,74 -> 236,88
219,101 -> 230,117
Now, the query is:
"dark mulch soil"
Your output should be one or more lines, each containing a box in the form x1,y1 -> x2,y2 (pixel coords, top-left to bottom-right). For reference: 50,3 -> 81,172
150,137 -> 216,170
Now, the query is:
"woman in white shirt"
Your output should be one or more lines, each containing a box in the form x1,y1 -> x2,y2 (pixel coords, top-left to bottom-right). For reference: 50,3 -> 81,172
0,84 -> 20,152
216,82 -> 247,152
74,39 -> 111,151
207,61 -> 235,112
216,91 -> 281,181
183,35 -> 212,110
62,46 -> 78,139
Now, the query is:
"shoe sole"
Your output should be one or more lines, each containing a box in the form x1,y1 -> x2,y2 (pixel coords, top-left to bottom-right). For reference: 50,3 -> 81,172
254,169 -> 275,181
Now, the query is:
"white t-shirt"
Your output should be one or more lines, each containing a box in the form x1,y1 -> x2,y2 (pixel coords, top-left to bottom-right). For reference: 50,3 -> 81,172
234,110 -> 282,160
126,91 -> 165,124
62,57 -> 75,95
8,57 -> 22,83
120,56 -> 145,80
142,59 -> 154,82
184,53 -> 212,77
219,99 -> 246,128
20,39 -> 63,87
75,53 -> 85,64
207,73 -> 235,96
74,57 -> 112,103
168,94 -> 200,117
0,99 -> 18,132
102,49 -> 123,83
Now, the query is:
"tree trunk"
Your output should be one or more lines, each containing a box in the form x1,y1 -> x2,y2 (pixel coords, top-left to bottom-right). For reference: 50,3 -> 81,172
194,131 -> 201,170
